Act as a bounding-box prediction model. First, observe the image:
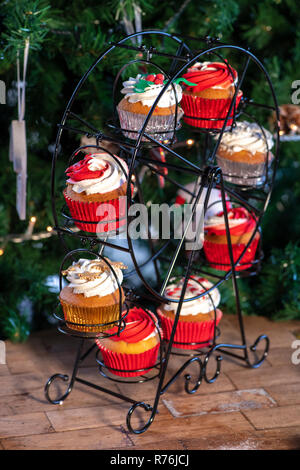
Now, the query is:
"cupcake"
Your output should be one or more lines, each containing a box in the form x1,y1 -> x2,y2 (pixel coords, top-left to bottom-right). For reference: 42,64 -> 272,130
203,207 -> 260,271
117,73 -> 185,142
59,257 -> 127,333
215,121 -> 274,186
180,61 -> 243,129
157,276 -> 222,349
64,152 -> 129,233
96,307 -> 162,377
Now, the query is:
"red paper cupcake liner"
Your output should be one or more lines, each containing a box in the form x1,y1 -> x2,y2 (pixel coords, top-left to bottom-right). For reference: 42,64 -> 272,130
95,342 -> 161,377
157,309 -> 223,350
181,91 -> 243,129
64,191 -> 128,233
203,233 -> 260,271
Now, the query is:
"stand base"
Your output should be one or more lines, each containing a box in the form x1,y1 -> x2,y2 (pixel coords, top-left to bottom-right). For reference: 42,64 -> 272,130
44,333 -> 269,434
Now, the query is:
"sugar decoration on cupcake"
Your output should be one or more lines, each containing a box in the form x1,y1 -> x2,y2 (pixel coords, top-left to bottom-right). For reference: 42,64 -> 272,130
61,258 -> 127,297
62,258 -> 127,282
164,275 -> 221,315
204,207 -> 257,236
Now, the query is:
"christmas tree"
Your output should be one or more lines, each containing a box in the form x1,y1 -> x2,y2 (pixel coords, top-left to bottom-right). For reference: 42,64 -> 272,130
1,0 -> 300,342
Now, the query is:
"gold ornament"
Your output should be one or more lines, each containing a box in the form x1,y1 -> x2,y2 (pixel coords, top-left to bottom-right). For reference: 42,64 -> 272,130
62,258 -> 127,280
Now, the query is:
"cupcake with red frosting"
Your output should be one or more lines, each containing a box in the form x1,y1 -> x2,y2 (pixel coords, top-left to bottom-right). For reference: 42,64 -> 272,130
157,276 -> 222,349
64,152 -> 128,233
96,307 -> 162,377
180,61 -> 243,129
203,207 -> 260,271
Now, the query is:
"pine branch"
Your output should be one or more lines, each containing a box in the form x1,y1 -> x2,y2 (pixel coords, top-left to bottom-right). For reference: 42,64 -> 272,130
1,0 -> 53,58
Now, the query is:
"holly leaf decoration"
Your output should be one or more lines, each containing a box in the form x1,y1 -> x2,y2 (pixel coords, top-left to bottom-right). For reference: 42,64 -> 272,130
133,79 -> 154,93
133,77 -> 197,93
173,78 -> 197,86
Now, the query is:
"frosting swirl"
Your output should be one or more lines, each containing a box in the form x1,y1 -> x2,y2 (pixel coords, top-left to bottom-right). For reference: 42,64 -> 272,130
66,153 -> 127,195
105,307 -> 158,343
205,207 -> 257,237
217,121 -> 274,155
183,61 -> 238,93
120,74 -> 183,108
62,258 -> 125,298
164,276 -> 220,315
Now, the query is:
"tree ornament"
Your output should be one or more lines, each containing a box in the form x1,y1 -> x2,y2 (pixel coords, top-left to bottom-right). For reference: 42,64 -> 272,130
9,38 -> 30,220
278,104 -> 300,136
115,0 -> 143,45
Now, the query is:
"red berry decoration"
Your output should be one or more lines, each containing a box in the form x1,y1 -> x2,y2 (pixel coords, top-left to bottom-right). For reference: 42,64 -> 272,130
156,73 -> 164,81
154,78 -> 163,85
146,74 -> 155,82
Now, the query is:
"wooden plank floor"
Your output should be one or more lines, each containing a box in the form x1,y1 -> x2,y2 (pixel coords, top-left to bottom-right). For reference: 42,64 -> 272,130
1,313 -> 300,450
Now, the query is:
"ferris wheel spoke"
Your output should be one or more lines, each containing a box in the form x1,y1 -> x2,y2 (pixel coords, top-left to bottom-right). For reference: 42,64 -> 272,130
66,111 -> 101,133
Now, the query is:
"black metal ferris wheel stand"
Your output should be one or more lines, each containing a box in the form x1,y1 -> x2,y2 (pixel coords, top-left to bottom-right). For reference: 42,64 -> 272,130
44,30 -> 280,434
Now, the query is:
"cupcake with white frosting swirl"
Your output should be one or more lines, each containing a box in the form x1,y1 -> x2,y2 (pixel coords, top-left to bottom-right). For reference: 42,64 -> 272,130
216,121 -> 274,186
157,276 -> 222,349
117,73 -> 188,142
59,257 -> 127,332
64,152 -> 130,233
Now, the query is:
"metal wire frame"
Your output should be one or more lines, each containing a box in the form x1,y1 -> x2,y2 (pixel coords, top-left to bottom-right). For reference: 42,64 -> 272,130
45,294 -> 165,406
120,37 -> 279,300
45,30 -> 280,434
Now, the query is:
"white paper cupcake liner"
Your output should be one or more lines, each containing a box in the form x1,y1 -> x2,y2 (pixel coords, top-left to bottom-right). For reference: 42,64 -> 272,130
117,106 -> 184,142
216,154 -> 270,187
